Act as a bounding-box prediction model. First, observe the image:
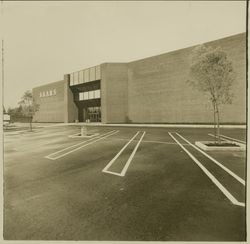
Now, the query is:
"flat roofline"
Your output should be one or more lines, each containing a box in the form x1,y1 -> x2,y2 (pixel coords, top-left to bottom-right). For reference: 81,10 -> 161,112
68,32 -> 246,70
128,32 -> 246,64
33,32 -> 246,89
33,79 -> 65,90
68,62 -> 128,75
68,64 -> 102,75
100,62 -> 127,65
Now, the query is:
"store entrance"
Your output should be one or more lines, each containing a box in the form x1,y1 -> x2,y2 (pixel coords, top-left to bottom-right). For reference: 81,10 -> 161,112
83,106 -> 101,122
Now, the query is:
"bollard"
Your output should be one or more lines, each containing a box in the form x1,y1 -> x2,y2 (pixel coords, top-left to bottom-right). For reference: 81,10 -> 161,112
81,125 -> 87,136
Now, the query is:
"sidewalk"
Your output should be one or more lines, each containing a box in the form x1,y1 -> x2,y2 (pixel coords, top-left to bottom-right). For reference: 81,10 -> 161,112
5,122 -> 247,130
40,122 -> 247,129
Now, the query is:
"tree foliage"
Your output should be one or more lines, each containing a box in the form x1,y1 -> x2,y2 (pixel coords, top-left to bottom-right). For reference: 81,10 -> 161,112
18,90 -> 39,131
7,105 -> 23,117
188,45 -> 235,142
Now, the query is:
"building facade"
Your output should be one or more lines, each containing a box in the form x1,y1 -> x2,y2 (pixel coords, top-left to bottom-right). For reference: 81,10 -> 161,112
33,32 -> 246,124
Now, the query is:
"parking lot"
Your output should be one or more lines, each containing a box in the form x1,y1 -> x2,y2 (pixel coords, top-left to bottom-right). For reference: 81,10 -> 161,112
3,124 -> 246,241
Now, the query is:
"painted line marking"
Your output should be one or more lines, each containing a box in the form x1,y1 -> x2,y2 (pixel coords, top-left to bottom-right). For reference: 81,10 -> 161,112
208,133 -> 246,144
45,130 -> 116,158
45,130 -> 118,160
176,133 -> 245,186
102,137 -> 190,146
207,133 -> 227,141
102,131 -> 140,173
142,140 -> 185,145
69,132 -> 81,137
102,170 -> 123,177
168,132 -> 245,207
120,131 -> 146,176
102,131 -> 146,177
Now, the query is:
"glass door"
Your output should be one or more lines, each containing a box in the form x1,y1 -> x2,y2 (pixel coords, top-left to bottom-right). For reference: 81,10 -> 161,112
87,107 -> 101,122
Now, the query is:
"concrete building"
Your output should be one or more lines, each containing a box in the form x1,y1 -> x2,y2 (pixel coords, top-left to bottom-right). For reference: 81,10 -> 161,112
33,32 -> 246,124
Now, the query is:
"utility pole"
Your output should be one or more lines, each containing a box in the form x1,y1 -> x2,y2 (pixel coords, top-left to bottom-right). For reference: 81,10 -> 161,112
1,0 -> 4,114
2,39 -> 3,99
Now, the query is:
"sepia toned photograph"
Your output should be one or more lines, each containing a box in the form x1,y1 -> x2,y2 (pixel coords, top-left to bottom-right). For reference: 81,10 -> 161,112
2,1 -> 247,242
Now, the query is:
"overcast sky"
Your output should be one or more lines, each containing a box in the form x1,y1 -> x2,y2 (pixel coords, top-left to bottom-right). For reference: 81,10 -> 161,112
1,1 -> 246,109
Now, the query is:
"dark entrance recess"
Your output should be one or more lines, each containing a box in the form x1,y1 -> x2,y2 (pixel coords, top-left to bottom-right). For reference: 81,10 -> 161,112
77,99 -> 101,122
69,80 -> 101,122
83,107 -> 101,122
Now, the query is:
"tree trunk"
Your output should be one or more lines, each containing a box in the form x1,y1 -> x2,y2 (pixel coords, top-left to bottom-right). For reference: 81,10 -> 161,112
213,102 -> 216,143
30,116 -> 33,131
215,104 -> 221,144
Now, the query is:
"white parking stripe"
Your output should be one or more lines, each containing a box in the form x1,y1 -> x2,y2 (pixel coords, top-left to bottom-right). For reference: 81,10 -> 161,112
120,131 -> 146,176
102,131 -> 140,173
142,139 -> 189,146
102,171 -> 123,177
101,137 -> 191,146
208,133 -> 227,141
208,133 -> 246,144
69,132 -> 81,137
46,130 -> 116,158
45,130 -> 119,160
176,133 -> 245,186
169,132 -> 245,207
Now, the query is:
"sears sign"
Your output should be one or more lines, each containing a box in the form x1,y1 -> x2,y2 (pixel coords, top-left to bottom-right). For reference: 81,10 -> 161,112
40,89 -> 56,98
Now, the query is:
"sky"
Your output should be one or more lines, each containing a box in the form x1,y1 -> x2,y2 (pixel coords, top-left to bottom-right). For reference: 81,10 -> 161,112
1,1 -> 246,109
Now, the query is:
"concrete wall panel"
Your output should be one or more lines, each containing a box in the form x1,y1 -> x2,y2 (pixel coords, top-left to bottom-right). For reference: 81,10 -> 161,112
101,63 -> 128,123
127,33 -> 246,124
64,75 -> 78,122
32,33 -> 246,124
33,80 -> 67,122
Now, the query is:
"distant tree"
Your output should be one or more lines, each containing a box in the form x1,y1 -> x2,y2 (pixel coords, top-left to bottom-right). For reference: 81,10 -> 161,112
7,106 -> 22,117
19,90 -> 39,131
3,106 -> 6,114
7,107 -> 13,115
187,45 -> 235,143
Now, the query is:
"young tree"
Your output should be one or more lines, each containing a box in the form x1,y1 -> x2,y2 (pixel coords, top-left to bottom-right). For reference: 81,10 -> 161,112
188,45 -> 235,143
19,90 -> 39,131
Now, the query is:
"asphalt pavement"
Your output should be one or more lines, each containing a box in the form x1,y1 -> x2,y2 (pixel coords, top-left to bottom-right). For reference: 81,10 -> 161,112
3,125 -> 246,241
